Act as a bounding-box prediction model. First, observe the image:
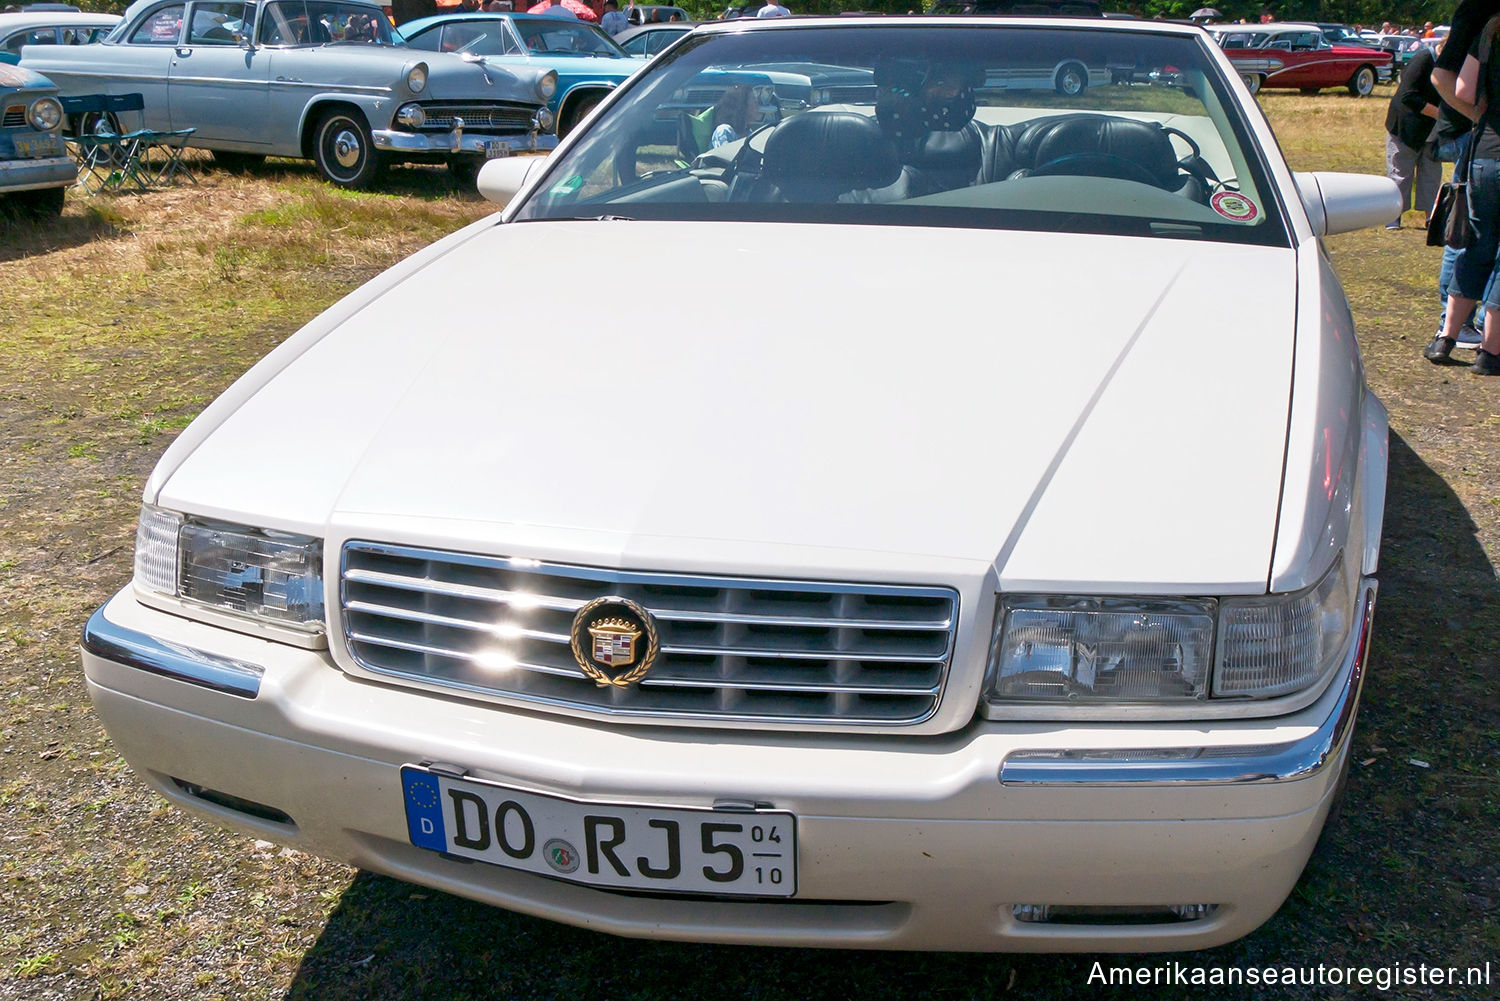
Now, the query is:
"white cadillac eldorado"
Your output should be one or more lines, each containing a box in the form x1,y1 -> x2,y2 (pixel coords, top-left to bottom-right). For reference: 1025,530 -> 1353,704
81,17 -> 1401,953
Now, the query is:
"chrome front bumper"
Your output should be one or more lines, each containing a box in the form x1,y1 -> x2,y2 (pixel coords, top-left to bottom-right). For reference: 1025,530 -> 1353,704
372,124 -> 559,157
0,153 -> 76,193
78,579 -> 1375,952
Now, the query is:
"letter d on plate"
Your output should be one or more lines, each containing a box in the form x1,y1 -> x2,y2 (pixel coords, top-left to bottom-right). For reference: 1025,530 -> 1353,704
402,768 -> 448,852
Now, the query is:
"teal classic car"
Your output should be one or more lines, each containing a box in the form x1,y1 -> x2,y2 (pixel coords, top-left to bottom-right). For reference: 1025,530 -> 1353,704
396,13 -> 640,137
0,62 -> 72,216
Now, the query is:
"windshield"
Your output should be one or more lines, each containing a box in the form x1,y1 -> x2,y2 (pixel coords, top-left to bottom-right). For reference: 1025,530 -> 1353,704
512,24 -> 1287,246
512,18 -> 627,56
260,0 -> 396,46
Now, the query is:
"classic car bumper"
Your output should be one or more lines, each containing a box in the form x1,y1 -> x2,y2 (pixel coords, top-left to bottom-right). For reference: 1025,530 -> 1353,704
0,153 -> 76,193
80,580 -> 1374,953
373,127 -> 559,157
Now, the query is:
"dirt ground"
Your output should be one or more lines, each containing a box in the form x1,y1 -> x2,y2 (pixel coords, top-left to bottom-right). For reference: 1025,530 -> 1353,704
0,94 -> 1497,1000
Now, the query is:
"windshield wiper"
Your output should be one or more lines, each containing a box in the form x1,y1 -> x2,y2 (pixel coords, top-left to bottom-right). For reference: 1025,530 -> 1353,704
523,214 -> 636,222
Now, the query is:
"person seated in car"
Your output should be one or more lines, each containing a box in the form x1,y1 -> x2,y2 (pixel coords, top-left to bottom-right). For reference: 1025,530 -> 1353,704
869,58 -> 999,197
710,84 -> 760,149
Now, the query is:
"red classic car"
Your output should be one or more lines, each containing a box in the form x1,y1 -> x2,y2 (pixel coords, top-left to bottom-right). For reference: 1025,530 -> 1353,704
1210,23 -> 1393,96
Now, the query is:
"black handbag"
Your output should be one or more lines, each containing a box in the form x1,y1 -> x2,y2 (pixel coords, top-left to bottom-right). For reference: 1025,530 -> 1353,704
1429,137 -> 1475,249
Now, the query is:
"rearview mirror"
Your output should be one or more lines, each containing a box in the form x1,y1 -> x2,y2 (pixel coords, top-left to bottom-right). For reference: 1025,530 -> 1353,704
478,154 -> 549,208
1294,171 -> 1403,236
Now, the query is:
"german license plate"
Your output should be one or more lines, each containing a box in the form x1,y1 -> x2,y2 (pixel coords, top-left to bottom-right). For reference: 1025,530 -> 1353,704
13,134 -> 62,158
401,766 -> 796,897
484,140 -> 512,159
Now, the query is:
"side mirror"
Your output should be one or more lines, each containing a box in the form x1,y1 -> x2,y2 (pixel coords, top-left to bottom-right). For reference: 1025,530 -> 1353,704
1294,171 -> 1403,236
477,154 -> 548,208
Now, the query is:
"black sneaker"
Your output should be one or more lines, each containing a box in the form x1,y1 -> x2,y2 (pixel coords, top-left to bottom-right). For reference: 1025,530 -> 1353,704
1424,335 -> 1456,362
1473,349 -> 1500,375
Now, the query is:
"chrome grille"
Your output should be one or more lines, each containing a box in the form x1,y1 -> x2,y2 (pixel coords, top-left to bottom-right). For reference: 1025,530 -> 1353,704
2,106 -> 26,128
412,103 -> 536,133
340,542 -> 958,725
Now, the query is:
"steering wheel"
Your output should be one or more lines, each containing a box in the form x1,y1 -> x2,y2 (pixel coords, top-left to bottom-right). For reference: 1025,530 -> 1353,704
1162,125 -> 1222,197
1031,152 -> 1162,188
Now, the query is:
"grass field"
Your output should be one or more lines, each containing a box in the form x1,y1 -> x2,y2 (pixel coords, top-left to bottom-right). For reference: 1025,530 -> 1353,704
0,88 -> 1497,1000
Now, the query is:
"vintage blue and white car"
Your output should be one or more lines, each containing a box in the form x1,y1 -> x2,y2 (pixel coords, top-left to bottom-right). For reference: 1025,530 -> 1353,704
0,62 -> 72,216
395,13 -> 640,137
20,0 -> 560,188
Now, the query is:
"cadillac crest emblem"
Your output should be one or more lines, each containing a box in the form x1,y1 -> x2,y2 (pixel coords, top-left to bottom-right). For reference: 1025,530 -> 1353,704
569,596 -> 659,688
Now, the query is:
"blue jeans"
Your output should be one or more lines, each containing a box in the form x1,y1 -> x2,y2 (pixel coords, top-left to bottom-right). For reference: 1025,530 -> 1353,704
1447,157 -> 1500,310
1436,135 -> 1488,330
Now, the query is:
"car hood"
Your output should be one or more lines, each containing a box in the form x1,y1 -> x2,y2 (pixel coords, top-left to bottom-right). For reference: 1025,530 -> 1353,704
280,45 -> 548,101
0,62 -> 56,91
159,221 -> 1298,592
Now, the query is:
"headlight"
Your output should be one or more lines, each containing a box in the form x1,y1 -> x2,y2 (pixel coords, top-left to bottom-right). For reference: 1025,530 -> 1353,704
396,102 -> 426,128
985,554 -> 1356,711
536,70 -> 558,101
134,505 -> 325,633
534,107 -> 556,133
28,97 -> 62,132
407,63 -> 428,94
988,597 -> 1216,705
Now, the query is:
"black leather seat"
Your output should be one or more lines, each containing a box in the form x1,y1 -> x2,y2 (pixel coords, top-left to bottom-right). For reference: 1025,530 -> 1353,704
996,114 -> 1202,199
743,112 -> 902,203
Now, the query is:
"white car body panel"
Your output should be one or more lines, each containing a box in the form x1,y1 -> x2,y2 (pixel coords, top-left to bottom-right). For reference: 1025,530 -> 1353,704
159,222 -> 1297,595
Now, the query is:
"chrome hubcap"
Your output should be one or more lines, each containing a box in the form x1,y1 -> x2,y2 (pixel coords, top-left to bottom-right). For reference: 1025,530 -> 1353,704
332,127 -> 362,170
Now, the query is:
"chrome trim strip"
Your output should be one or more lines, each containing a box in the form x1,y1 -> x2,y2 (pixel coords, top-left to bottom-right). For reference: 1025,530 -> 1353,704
657,643 -> 948,663
347,630 -> 584,678
371,128 -> 558,154
638,676 -> 939,696
998,582 -> 1375,787
81,604 -> 263,699
347,631 -> 938,696
653,609 -> 952,630
345,541 -> 959,599
343,599 -> 570,644
344,567 -> 584,612
345,569 -> 950,630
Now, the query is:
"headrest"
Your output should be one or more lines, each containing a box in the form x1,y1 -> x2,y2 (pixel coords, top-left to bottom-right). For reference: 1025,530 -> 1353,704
761,112 -> 901,190
1013,115 -> 1179,187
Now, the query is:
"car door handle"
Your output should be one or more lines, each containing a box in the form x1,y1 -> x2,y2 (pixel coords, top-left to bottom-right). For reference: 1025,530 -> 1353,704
176,47 -> 192,57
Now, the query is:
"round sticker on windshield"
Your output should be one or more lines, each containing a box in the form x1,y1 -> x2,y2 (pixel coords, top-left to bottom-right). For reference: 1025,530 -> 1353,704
1211,191 -> 1260,222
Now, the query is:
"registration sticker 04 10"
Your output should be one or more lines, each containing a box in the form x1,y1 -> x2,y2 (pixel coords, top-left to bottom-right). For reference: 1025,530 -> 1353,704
401,766 -> 797,897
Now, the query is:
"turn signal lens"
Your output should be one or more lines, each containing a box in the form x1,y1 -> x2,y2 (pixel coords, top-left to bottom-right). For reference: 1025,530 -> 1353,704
1215,553 -> 1353,698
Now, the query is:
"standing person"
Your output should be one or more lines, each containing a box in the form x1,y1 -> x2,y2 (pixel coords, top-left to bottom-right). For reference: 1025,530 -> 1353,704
600,0 -> 627,34
1385,38 -> 1443,229
1432,1 -> 1500,374
757,0 -> 790,16
1428,89 -> 1494,358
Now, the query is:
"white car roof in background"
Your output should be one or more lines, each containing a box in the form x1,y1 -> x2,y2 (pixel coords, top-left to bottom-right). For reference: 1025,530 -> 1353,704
0,11 -> 121,30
